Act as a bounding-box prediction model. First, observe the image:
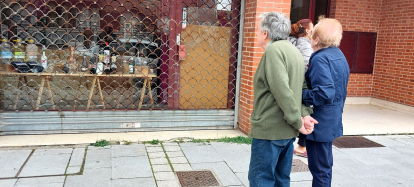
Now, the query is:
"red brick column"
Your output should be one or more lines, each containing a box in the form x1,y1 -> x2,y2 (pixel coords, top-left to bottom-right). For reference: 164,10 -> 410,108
238,0 -> 291,134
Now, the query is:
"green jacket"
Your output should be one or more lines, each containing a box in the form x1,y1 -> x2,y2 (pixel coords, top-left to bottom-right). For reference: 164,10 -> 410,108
250,40 -> 313,140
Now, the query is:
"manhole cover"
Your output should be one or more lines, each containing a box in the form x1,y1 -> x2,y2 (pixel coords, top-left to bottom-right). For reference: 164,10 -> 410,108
176,170 -> 221,187
291,159 -> 309,173
333,136 -> 384,148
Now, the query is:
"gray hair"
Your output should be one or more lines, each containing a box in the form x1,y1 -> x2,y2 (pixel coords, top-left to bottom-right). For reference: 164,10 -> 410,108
260,12 -> 291,41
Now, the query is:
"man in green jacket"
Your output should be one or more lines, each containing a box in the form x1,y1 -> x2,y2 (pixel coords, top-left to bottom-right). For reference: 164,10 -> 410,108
248,12 -> 318,187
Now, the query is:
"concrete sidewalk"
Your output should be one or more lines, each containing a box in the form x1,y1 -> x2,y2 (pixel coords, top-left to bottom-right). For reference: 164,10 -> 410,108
0,104 -> 413,186
0,135 -> 414,187
0,104 -> 413,148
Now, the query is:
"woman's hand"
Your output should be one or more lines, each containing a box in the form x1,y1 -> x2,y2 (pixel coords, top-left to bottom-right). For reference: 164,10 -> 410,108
299,116 -> 318,135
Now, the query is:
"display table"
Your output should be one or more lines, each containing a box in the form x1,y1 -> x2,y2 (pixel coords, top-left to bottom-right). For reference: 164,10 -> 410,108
0,72 -> 157,110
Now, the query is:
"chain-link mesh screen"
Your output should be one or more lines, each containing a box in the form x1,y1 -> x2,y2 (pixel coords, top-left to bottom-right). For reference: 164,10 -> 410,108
0,0 -> 240,112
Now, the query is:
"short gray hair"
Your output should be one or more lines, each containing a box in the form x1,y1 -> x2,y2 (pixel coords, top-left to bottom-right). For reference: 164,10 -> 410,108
260,12 -> 291,41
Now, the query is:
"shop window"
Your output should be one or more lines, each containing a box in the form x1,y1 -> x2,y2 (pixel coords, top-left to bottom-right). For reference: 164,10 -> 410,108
290,0 -> 331,24
339,31 -> 377,74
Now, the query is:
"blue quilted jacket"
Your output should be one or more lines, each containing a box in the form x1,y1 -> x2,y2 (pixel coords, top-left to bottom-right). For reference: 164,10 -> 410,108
302,47 -> 350,142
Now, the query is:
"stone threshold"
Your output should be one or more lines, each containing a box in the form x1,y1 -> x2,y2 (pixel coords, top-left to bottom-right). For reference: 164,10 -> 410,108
345,97 -> 414,115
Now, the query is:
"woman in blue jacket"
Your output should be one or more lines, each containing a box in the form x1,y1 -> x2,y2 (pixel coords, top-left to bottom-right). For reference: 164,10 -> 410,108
302,17 -> 350,187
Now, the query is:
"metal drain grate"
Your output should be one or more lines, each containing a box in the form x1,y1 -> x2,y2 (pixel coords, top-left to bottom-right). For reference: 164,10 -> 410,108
176,170 -> 221,187
291,159 -> 309,173
333,136 -> 384,148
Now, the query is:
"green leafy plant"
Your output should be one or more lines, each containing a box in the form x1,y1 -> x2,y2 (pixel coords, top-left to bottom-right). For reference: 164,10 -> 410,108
144,139 -> 161,145
91,139 -> 109,147
124,141 -> 132,145
216,136 -> 252,144
190,139 -> 211,143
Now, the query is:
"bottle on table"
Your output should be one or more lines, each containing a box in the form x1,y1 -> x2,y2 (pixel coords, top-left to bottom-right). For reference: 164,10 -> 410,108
81,53 -> 88,72
25,39 -> 38,62
104,42 -> 110,65
97,50 -> 104,75
90,55 -> 97,74
12,39 -> 25,62
0,39 -> 12,71
110,46 -> 117,73
68,46 -> 77,73
122,60 -> 128,74
128,54 -> 135,74
41,46 -> 47,70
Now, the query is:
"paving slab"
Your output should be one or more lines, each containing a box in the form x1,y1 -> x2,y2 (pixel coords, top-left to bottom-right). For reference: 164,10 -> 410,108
364,136 -> 407,147
111,144 -> 147,157
154,172 -> 176,181
355,176 -> 402,187
290,181 -> 313,187
191,162 -> 243,186
169,157 -> 188,164
0,150 -> 32,178
163,146 -> 181,152
165,151 -> 185,158
393,138 -> 414,145
33,148 -> 73,155
162,142 -> 179,146
171,163 -> 192,171
0,179 -> 17,187
87,146 -> 110,150
15,176 -> 65,187
180,143 -> 223,163
235,172 -> 249,187
150,157 -> 169,165
112,178 -> 157,187
65,168 -> 111,187
66,166 -> 81,175
241,144 -> 251,152
332,161 -> 381,179
210,142 -> 250,173
148,152 -> 166,159
290,171 -> 313,182
146,146 -> 164,153
66,148 -> 85,174
68,148 -> 85,167
156,180 -> 180,187
389,145 -> 414,155
19,149 -> 71,177
84,148 -> 111,169
152,165 -> 172,172
112,156 -> 153,179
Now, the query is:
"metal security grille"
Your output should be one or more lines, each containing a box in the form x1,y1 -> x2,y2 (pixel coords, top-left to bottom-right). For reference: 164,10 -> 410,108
0,0 -> 241,112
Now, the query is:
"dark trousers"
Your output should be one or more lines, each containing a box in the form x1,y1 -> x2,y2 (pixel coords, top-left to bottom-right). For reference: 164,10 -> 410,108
298,133 -> 307,147
248,138 -> 295,187
306,139 -> 333,187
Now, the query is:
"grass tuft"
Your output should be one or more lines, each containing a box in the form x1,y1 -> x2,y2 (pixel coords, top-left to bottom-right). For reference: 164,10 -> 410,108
216,136 -> 252,144
91,139 -> 109,147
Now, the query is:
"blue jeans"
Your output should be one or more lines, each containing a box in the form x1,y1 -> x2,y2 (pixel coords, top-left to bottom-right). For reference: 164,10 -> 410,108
306,140 -> 333,187
248,138 -> 295,187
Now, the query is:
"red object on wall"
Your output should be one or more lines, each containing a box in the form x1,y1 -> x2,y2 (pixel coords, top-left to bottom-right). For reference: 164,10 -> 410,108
179,45 -> 186,60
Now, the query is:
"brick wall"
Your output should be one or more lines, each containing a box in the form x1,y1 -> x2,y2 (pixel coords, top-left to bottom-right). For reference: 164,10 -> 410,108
329,0 -> 382,97
372,0 -> 414,106
238,0 -> 291,134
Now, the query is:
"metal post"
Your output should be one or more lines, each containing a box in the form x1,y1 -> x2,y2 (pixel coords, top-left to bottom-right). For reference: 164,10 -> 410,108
233,0 -> 246,129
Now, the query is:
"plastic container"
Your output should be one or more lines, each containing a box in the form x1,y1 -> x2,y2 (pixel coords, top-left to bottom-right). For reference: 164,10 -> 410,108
41,47 -> 47,70
26,39 -> 38,62
12,39 -> 25,62
1,39 -> 12,65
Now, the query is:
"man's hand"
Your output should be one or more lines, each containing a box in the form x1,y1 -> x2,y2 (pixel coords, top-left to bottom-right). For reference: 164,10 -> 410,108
298,116 -> 318,135
303,116 -> 318,131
